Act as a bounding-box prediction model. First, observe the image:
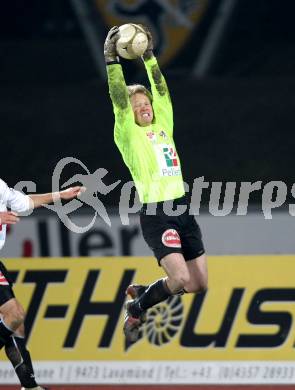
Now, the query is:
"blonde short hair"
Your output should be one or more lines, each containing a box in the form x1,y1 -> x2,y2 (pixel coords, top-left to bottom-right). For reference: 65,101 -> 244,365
127,84 -> 153,102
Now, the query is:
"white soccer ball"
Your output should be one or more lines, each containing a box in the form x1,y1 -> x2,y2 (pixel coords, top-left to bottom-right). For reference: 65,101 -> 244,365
116,23 -> 148,60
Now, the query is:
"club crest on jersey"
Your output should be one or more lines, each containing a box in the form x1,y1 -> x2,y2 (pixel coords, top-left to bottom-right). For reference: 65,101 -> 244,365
162,229 -> 181,248
146,131 -> 156,142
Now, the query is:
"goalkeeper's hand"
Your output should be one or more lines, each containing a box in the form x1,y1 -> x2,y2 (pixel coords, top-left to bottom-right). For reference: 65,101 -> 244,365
139,25 -> 154,60
104,26 -> 120,64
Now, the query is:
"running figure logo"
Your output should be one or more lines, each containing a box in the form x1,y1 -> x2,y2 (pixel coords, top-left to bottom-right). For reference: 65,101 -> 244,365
47,157 -> 121,232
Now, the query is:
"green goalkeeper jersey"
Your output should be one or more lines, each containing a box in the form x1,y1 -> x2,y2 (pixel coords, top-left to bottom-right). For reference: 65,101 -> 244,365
107,56 -> 185,203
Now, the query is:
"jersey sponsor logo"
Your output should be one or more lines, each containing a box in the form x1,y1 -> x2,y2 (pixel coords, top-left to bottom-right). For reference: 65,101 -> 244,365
155,143 -> 182,177
0,271 -> 9,285
161,167 -> 182,177
163,146 -> 179,167
162,229 -> 181,248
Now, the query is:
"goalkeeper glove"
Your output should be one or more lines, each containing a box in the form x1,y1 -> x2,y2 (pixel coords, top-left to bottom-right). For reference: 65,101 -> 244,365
104,26 -> 120,64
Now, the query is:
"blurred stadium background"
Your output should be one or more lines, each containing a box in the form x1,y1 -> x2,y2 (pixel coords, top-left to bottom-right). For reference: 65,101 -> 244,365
1,0 -> 295,204
1,0 -> 295,388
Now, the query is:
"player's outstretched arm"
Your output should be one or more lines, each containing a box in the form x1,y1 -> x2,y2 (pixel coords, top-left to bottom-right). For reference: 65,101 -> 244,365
28,186 -> 85,209
140,24 -> 154,61
140,25 -> 170,97
104,26 -> 133,124
0,211 -> 20,225
140,25 -> 173,129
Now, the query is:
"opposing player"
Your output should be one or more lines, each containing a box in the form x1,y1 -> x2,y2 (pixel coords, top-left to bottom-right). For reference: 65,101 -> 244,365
0,179 -> 84,389
104,25 -> 208,342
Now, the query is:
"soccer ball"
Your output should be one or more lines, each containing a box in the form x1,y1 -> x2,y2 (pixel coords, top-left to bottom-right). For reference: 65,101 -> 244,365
116,23 -> 148,60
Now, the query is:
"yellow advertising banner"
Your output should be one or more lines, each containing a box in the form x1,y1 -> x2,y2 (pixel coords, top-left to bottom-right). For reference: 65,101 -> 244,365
2,255 -> 295,360
1,256 -> 295,384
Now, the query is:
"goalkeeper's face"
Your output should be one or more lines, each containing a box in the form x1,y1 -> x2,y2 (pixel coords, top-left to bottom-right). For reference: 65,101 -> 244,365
130,93 -> 154,126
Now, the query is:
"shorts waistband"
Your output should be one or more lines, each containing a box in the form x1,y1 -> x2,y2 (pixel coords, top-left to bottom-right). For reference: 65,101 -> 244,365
141,195 -> 188,215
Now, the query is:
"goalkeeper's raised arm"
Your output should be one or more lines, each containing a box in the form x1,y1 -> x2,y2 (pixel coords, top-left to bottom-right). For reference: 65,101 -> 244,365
141,27 -> 172,100
140,25 -> 173,133
104,26 -> 130,116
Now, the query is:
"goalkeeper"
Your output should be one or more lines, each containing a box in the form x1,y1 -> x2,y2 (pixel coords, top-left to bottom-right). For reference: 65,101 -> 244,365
104,25 -> 208,342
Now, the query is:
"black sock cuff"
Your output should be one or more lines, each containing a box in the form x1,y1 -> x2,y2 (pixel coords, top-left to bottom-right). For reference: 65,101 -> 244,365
139,278 -> 171,311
